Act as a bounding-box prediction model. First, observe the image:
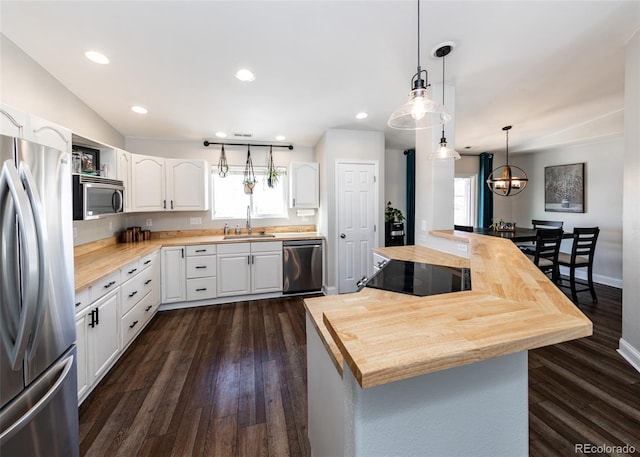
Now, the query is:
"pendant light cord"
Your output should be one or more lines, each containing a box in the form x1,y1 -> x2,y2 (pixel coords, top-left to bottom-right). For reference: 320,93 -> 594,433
441,50 -> 446,139
416,0 -> 421,74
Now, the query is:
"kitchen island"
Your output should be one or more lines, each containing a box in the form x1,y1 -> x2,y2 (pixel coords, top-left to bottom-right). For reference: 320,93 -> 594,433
304,230 -> 592,457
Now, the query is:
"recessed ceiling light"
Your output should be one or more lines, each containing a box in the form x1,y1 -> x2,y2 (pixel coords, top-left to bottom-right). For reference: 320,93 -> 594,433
85,50 -> 109,65
275,135 -> 286,141
235,69 -> 256,82
131,106 -> 148,114
356,112 -> 368,120
215,132 -> 228,138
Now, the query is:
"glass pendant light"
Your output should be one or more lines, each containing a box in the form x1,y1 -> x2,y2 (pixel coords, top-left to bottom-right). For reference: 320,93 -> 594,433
388,0 -> 451,130
486,126 -> 528,196
427,45 -> 460,160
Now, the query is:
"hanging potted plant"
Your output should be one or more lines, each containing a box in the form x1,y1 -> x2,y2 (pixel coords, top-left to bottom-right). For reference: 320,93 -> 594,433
266,145 -> 280,188
243,145 -> 257,194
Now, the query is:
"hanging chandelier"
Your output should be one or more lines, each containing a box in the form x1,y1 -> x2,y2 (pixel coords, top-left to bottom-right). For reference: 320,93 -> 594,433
427,44 -> 460,160
486,126 -> 528,196
387,0 -> 451,130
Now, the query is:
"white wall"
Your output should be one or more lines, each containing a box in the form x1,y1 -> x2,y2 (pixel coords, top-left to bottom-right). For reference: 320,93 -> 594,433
620,29 -> 640,372
0,35 -> 124,148
315,129 -> 385,293
510,137 -> 624,286
124,138 -> 317,232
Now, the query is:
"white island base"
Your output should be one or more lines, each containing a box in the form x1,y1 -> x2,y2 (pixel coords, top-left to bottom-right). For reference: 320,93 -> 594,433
307,315 -> 529,457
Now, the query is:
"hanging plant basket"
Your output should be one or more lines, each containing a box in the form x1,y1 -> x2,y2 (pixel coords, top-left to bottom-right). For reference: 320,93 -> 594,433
243,145 -> 257,194
217,144 -> 229,177
266,145 -> 280,188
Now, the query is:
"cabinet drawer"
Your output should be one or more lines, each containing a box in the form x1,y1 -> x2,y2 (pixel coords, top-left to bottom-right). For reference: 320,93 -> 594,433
217,242 -> 250,255
121,267 -> 154,316
75,288 -> 90,314
121,259 -> 140,281
139,251 -> 158,271
251,241 -> 282,253
121,295 -> 145,349
186,244 -> 217,256
186,255 -> 217,278
89,270 -> 120,303
186,277 -> 217,301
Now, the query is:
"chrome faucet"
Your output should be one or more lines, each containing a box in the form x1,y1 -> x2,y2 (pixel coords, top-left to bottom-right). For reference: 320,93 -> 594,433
246,205 -> 252,234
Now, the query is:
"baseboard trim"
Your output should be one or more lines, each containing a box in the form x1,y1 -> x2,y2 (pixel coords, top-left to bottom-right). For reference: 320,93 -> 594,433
618,338 -> 640,374
558,266 -> 622,289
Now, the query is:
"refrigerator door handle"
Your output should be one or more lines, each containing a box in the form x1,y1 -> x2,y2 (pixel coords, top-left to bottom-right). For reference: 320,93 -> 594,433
0,352 -> 74,445
0,160 -> 40,370
18,163 -> 48,359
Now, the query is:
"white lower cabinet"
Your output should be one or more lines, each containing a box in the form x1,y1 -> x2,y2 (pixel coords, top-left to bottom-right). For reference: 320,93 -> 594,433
86,289 -> 120,386
251,242 -> 283,294
161,246 -> 186,303
120,251 -> 160,349
76,250 -> 161,403
186,246 -> 217,301
217,241 -> 283,297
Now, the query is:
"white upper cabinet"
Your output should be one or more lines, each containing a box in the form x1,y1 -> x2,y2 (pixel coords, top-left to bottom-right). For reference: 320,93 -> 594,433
166,159 -> 209,211
131,154 -> 166,211
289,162 -> 319,208
28,115 -> 72,153
0,104 -> 27,138
131,154 -> 209,212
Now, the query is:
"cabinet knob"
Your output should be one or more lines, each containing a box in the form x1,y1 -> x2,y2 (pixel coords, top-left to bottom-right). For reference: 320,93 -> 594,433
340,233 -> 346,239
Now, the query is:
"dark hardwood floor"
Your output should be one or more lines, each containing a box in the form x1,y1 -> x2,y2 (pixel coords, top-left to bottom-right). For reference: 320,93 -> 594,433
79,285 -> 640,456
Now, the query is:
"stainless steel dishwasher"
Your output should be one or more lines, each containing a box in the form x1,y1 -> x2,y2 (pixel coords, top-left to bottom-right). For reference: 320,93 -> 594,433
283,239 -> 323,294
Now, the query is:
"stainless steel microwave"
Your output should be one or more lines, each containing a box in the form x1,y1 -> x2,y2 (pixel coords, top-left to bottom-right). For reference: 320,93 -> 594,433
72,174 -> 124,220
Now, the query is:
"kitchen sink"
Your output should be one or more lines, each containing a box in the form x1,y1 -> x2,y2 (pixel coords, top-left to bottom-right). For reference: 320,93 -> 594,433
223,233 -> 276,240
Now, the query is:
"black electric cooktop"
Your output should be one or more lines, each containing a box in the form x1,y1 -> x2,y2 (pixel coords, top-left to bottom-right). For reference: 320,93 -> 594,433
364,259 -> 471,297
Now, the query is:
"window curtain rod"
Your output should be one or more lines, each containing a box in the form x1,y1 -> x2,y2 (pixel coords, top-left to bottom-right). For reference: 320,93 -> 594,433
203,140 -> 293,150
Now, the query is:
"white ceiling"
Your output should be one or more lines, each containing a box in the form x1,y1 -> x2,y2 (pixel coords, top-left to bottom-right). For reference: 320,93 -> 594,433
1,1 -> 639,154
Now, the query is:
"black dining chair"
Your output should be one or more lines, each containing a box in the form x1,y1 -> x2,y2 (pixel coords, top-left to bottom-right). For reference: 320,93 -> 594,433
525,228 -> 564,283
454,225 -> 474,232
557,227 -> 600,304
519,219 -> 564,254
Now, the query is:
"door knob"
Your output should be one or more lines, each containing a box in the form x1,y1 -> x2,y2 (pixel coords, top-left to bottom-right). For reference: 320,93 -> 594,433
340,233 -> 346,239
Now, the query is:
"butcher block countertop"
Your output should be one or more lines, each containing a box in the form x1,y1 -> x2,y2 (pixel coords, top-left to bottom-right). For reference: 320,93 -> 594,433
304,230 -> 592,389
74,227 -> 323,292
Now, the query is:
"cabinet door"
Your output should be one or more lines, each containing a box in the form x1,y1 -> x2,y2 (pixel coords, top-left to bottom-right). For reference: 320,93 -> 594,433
0,104 -> 27,138
87,290 -> 120,384
131,154 -> 166,211
76,314 -> 88,401
28,115 -> 72,153
161,247 -> 186,303
116,149 -> 132,212
165,159 -> 209,211
289,162 -> 319,208
217,254 -> 251,296
252,250 -> 283,293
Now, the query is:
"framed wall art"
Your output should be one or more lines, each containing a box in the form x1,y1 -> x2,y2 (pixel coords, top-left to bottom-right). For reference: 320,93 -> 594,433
544,163 -> 585,213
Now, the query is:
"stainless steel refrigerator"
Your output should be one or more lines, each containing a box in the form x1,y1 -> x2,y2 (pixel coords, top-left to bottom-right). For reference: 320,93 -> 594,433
0,133 -> 79,456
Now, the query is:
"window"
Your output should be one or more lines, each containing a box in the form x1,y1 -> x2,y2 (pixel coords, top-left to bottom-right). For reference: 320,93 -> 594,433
212,166 -> 288,219
454,175 -> 477,227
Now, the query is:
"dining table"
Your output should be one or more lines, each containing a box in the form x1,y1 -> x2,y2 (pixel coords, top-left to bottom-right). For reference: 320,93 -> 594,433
471,227 -> 572,243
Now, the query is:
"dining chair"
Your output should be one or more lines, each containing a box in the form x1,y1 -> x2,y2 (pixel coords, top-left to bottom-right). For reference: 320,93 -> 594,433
525,228 -> 564,283
519,219 -> 564,254
557,227 -> 600,304
454,225 -> 474,232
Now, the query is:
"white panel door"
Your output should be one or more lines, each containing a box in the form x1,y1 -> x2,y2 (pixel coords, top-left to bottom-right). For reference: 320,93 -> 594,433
337,162 -> 377,294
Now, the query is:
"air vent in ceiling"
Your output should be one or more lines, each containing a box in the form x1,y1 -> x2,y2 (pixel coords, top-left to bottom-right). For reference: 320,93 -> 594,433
233,132 -> 253,138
